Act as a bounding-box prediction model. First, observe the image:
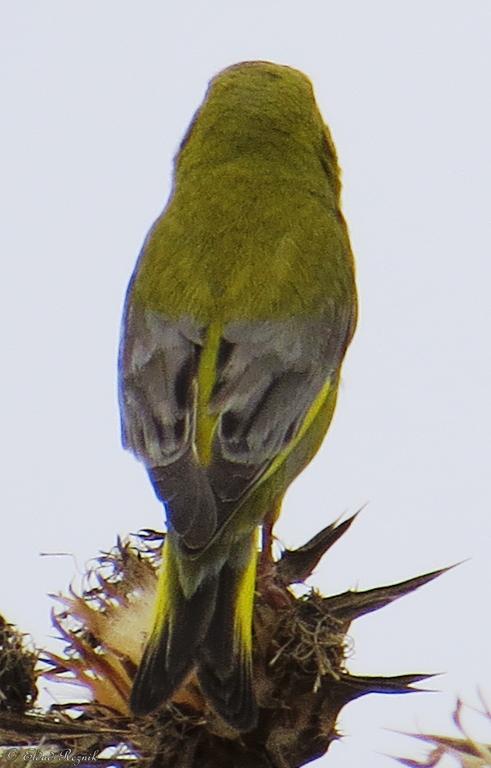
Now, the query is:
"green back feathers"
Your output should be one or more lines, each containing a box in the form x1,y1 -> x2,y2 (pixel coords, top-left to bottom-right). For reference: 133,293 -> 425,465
130,61 -> 355,322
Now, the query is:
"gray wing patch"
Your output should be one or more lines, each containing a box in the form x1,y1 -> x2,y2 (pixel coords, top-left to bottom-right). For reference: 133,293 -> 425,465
118,303 -> 354,550
208,310 -> 353,506
119,305 -> 217,550
119,306 -> 203,466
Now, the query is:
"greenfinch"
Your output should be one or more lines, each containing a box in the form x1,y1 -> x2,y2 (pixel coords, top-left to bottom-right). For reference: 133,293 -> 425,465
119,60 -> 357,731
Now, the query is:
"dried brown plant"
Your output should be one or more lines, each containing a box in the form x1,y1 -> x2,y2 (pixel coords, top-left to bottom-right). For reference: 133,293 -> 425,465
0,516 -> 448,767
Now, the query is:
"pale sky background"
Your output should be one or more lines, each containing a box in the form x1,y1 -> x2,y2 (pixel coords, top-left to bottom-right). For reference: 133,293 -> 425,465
1,2 -> 490,766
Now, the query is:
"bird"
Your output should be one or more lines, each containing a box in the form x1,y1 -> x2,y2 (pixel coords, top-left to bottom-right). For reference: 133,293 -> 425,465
118,60 -> 357,732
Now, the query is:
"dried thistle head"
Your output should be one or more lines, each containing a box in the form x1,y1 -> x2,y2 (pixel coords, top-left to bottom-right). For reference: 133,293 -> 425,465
0,615 -> 37,713
0,517 -> 449,767
32,517 -> 444,767
397,698 -> 491,767
41,531 -> 162,715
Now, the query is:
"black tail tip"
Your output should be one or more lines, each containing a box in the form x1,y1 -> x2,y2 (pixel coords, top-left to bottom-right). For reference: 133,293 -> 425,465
197,664 -> 259,733
130,679 -> 161,717
208,694 -> 259,733
231,699 -> 259,733
130,679 -> 258,733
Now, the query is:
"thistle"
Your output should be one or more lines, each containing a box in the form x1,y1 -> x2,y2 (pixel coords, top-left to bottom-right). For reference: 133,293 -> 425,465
0,515 -> 449,767
397,698 -> 491,767
0,616 -> 37,714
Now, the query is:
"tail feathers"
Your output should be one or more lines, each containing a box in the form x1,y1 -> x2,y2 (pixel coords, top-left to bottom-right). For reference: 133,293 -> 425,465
130,568 -> 217,717
197,559 -> 258,732
130,538 -> 259,733
198,647 -> 257,732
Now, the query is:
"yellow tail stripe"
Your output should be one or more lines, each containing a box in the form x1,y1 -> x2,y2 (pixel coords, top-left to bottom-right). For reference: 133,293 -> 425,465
233,529 -> 259,653
151,538 -> 174,639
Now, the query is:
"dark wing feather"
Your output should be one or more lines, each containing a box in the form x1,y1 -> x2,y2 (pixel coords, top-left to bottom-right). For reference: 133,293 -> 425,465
119,305 -> 217,549
119,303 -> 354,552
119,305 -> 202,464
207,309 -> 353,511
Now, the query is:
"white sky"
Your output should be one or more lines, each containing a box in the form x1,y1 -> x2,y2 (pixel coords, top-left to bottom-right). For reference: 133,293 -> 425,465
1,2 -> 490,766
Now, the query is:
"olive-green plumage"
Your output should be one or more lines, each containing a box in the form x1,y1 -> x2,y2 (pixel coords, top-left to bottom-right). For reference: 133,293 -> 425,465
119,61 -> 357,731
